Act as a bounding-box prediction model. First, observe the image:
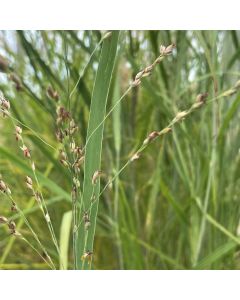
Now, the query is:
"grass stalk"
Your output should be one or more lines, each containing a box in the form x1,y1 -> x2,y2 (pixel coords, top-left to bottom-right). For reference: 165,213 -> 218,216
75,31 -> 120,269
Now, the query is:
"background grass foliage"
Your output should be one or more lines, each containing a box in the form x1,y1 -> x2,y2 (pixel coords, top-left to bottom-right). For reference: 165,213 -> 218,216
0,30 -> 240,270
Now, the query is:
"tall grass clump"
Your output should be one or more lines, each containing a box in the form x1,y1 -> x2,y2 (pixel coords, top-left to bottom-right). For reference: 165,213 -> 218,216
0,30 -> 240,270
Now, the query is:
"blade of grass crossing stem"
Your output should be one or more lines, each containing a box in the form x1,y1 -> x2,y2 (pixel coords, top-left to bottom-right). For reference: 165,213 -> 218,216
59,211 -> 72,270
112,68 -> 124,269
76,31 -> 119,269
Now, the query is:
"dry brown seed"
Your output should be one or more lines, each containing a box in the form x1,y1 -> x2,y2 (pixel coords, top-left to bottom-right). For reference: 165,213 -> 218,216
135,70 -> 144,80
56,106 -> 70,122
70,142 -> 76,152
60,159 -> 69,167
15,126 -> 22,134
159,127 -> 172,135
26,183 -> 33,190
74,146 -> 83,156
83,212 -> 91,229
222,89 -> 236,97
21,145 -> 31,158
92,170 -> 103,185
56,129 -> 64,143
8,220 -> 16,231
0,216 -> 8,224
175,111 -> 188,121
160,45 -> 166,55
1,99 -> 10,110
11,203 -> 18,212
165,43 -> 176,54
83,211 -> 90,222
15,133 -> 22,141
59,149 -> 67,160
142,72 -> 151,78
130,153 -> 140,162
143,131 -> 160,145
73,177 -> 80,188
160,44 -> 176,56
81,250 -> 93,264
196,93 -> 208,104
26,176 -> 33,185
47,86 -> 59,101
70,126 -> 78,135
74,156 -> 84,168
0,179 -> 7,192
148,131 -> 160,139
70,119 -> 75,128
132,79 -> 141,87
144,65 -> 153,73
2,110 -> 10,117
71,186 -> 77,200
34,191 -> 41,203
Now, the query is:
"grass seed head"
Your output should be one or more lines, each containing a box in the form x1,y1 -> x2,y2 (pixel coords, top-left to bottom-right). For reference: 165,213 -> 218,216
132,78 -> 141,87
143,131 -> 160,145
15,126 -> 22,135
92,170 -> 103,185
56,129 -> 64,143
70,141 -> 76,152
0,216 -> 9,224
21,145 -> 31,158
11,202 -> 18,212
1,98 -> 10,110
191,93 -> 208,110
73,177 -> 80,188
222,89 -> 237,97
56,106 -> 71,123
8,220 -> 16,233
160,44 -> 176,56
34,191 -> 41,203
0,179 -> 7,192
174,111 -> 188,122
83,212 -> 91,230
60,159 -> 69,168
81,250 -> 93,264
159,127 -> 172,135
25,176 -> 33,190
196,93 -> 208,104
47,85 -> 59,101
130,153 -> 140,162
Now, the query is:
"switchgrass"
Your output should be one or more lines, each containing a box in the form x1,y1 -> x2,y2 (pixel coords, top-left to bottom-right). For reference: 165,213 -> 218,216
76,31 -> 119,269
0,30 -> 240,270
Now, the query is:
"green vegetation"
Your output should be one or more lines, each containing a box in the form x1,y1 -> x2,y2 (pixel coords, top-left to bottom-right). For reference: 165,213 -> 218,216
0,30 -> 240,270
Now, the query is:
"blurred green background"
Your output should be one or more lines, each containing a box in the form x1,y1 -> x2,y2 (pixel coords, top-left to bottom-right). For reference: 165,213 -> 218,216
0,31 -> 240,269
